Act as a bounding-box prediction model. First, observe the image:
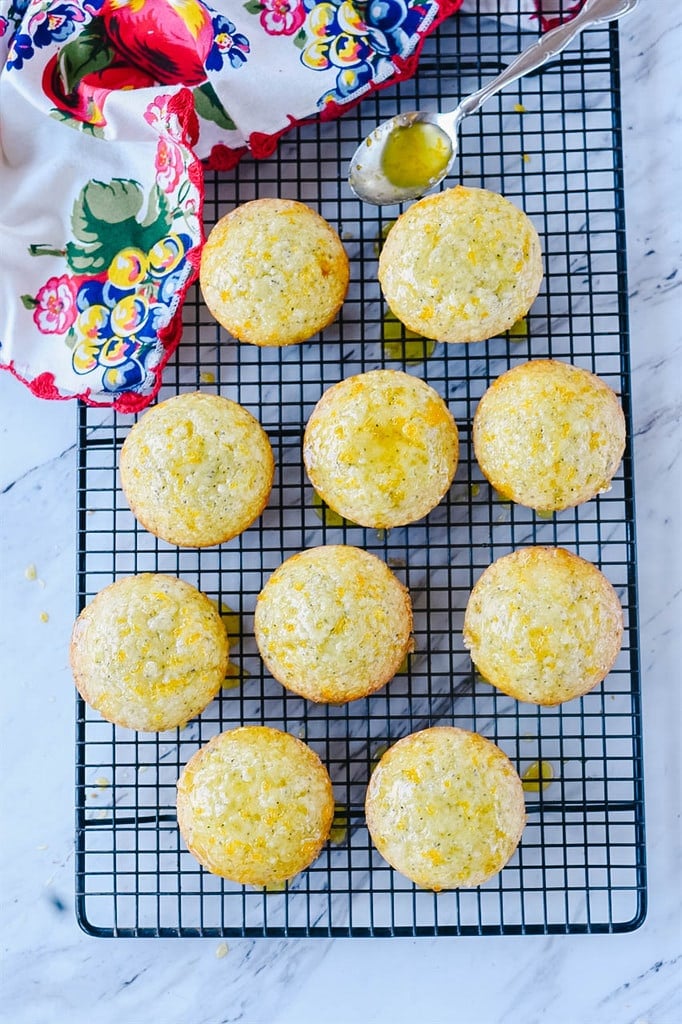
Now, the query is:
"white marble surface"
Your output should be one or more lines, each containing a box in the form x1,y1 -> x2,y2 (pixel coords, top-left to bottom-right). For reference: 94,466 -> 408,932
1,4 -> 681,1022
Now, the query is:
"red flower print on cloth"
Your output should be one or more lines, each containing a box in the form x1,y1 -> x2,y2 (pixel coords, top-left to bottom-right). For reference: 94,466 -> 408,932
154,136 -> 185,191
258,0 -> 306,36
143,93 -> 187,142
144,93 -> 201,193
101,0 -> 214,86
42,52 -> 156,130
32,275 -> 79,334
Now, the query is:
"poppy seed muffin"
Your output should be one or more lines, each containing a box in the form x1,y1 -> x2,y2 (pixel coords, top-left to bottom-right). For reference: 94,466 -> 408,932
70,573 -> 229,732
120,391 -> 274,547
378,185 -> 543,343
199,198 -> 349,346
463,546 -> 623,706
365,726 -> 526,890
176,726 -> 335,885
254,545 -> 413,703
303,370 -> 459,529
473,359 -> 626,513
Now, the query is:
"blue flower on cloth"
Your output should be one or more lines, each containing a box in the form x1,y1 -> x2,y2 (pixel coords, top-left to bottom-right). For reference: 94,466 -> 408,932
30,1 -> 87,47
300,0 -> 434,106
6,29 -> 34,68
206,12 -> 251,71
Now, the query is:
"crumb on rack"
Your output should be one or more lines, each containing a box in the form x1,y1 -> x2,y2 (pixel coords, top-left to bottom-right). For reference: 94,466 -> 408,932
24,564 -> 37,581
514,102 -> 526,113
215,942 -> 229,959
40,611 -> 49,623
200,371 -> 216,384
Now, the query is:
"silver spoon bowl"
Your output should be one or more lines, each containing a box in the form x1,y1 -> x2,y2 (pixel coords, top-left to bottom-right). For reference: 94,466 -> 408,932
348,0 -> 639,206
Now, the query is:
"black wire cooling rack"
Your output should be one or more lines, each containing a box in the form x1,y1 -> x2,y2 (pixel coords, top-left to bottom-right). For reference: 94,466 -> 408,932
75,4 -> 646,937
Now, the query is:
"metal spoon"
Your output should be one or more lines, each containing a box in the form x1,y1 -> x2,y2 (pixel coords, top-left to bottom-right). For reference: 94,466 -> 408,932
348,0 -> 639,205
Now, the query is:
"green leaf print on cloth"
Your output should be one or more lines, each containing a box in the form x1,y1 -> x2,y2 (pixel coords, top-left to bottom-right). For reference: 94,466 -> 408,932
193,83 -> 237,131
66,179 -> 172,273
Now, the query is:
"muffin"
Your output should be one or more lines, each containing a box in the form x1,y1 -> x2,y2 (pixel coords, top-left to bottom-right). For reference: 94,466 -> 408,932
120,391 -> 274,547
463,546 -> 624,706
378,185 -> 543,343
254,545 -> 413,703
365,726 -> 526,890
303,369 -> 459,529
70,573 -> 229,731
473,359 -> 626,513
176,726 -> 335,885
199,198 -> 349,346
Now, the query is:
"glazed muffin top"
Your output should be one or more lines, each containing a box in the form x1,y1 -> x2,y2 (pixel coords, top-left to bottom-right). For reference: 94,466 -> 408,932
120,391 -> 274,547
473,359 -> 626,513
378,185 -> 543,343
70,573 -> 229,732
463,546 -> 624,706
303,369 -> 459,529
176,726 -> 335,886
200,198 -> 349,346
255,545 -> 413,704
366,726 -> 526,890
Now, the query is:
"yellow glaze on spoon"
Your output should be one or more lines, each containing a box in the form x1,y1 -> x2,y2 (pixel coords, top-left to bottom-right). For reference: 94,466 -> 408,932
380,122 -> 452,191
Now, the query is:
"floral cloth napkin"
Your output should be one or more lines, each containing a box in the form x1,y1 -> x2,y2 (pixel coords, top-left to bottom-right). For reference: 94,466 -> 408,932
0,0 -> 580,411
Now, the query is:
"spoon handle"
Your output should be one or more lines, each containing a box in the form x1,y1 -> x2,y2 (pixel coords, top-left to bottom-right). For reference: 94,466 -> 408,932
454,0 -> 638,121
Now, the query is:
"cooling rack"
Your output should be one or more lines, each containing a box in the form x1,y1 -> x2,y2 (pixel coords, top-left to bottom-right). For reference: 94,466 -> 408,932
75,3 -> 646,937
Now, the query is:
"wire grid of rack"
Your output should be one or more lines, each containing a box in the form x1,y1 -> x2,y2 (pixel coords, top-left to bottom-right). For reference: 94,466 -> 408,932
75,4 -> 646,938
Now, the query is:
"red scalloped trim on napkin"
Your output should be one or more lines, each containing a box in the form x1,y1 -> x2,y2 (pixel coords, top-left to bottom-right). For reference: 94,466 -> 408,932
2,295 -> 186,413
173,87 -> 201,148
206,143 -> 249,172
2,279 -> 192,414
204,0 -> 464,173
0,365 -> 73,402
250,116 -> 301,160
